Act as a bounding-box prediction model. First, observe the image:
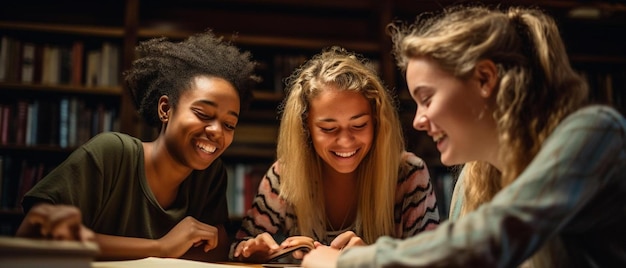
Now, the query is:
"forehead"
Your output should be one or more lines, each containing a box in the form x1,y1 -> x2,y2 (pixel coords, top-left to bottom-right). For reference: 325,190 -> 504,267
309,88 -> 371,118
180,76 -> 239,104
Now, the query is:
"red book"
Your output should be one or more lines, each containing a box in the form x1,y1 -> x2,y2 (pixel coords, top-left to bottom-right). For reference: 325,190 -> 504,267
243,165 -> 266,212
14,100 -> 29,146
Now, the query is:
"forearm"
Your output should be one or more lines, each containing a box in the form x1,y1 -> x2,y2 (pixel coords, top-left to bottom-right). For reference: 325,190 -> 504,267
94,233 -> 161,261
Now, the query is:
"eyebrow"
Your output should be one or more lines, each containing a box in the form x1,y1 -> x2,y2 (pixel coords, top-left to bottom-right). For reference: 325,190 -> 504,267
198,100 -> 239,118
317,112 -> 370,122
411,85 -> 426,96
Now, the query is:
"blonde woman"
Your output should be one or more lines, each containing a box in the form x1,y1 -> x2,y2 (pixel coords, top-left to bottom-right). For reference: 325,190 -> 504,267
303,5 -> 626,268
231,47 -> 440,263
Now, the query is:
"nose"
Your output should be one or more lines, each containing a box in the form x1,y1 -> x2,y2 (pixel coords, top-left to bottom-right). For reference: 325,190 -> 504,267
337,129 -> 355,146
205,121 -> 223,140
413,111 -> 429,131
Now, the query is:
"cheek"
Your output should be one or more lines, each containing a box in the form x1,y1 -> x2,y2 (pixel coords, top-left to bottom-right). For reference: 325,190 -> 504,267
224,131 -> 235,147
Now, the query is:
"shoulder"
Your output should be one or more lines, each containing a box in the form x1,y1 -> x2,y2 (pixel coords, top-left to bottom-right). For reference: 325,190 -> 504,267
82,132 -> 141,152
264,161 -> 282,189
546,105 -> 626,148
397,151 -> 431,193
560,105 -> 626,131
399,151 -> 428,183
402,151 -> 426,169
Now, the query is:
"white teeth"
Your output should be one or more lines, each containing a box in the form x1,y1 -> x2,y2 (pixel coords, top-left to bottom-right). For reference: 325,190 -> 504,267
335,150 -> 357,158
197,143 -> 217,153
433,133 -> 446,143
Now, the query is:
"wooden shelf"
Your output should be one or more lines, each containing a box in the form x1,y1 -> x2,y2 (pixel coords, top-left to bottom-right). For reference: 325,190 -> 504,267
0,21 -> 125,38
137,28 -> 380,53
0,82 -> 122,96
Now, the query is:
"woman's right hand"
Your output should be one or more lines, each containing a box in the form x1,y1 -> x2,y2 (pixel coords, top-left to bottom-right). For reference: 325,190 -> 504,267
16,203 -> 95,242
329,231 -> 366,250
233,232 -> 280,262
157,216 -> 219,258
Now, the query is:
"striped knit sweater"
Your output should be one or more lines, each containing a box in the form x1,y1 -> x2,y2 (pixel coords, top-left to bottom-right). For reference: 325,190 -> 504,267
230,152 -> 440,258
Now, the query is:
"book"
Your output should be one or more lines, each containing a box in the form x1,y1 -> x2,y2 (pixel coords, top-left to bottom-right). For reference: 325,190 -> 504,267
21,42 -> 36,83
41,45 -> 60,85
0,236 -> 99,268
70,41 -> 84,86
265,236 -> 314,264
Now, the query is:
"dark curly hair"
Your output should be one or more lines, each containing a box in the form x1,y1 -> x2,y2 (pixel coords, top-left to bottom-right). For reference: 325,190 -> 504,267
124,30 -> 259,128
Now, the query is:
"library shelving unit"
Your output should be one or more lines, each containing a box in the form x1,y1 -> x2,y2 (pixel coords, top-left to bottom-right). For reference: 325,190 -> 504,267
1,0 -> 624,234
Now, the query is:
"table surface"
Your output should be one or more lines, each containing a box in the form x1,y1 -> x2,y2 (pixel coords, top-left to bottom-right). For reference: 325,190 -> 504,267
92,257 -> 299,268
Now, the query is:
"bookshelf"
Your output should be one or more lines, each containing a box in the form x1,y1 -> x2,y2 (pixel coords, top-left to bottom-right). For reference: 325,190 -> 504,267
0,0 -> 624,234
0,0 -> 129,235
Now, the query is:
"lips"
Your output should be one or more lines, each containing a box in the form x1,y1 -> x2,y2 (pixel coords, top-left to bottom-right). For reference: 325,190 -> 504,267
433,132 -> 447,143
196,142 -> 217,154
333,150 -> 357,158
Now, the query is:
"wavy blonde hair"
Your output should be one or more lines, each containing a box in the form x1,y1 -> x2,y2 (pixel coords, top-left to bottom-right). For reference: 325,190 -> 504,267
277,46 -> 404,244
390,5 -> 588,266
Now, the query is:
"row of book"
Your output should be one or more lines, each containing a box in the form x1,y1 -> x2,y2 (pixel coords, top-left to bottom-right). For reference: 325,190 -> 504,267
0,35 -> 120,87
579,69 -> 626,115
258,53 -> 381,93
225,163 -> 269,218
0,97 -> 119,148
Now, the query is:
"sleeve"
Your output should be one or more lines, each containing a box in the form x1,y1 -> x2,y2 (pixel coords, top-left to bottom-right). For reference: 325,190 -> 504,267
397,152 -> 440,238
229,162 -> 291,259
22,136 -> 109,224
338,107 -> 626,267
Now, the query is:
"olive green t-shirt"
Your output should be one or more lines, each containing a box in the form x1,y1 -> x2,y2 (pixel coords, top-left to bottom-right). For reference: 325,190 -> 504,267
23,132 -> 229,239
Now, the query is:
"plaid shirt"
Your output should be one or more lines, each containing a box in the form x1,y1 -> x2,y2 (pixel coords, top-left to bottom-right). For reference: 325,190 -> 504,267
339,105 -> 626,268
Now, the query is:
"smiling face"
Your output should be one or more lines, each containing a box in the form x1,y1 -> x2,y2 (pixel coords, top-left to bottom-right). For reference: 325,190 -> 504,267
307,87 -> 374,176
406,57 -> 498,166
163,76 -> 240,170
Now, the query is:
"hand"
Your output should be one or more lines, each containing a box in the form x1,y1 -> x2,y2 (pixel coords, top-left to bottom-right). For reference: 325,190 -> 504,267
279,236 -> 315,260
16,203 -> 95,242
157,216 -> 218,258
233,232 -> 280,262
328,231 -> 365,250
302,245 -> 340,268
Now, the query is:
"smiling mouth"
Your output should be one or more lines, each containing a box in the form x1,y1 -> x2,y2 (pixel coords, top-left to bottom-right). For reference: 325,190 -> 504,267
433,132 -> 447,143
333,150 -> 357,158
197,143 -> 217,153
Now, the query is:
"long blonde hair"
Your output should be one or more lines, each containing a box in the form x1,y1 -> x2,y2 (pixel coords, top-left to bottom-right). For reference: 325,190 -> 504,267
390,5 -> 588,266
277,47 -> 404,244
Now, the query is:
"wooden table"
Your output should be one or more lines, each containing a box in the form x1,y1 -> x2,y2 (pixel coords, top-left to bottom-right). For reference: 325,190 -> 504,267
92,258 -> 291,268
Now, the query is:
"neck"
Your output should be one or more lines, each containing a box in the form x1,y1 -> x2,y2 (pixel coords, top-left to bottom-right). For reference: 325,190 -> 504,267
322,167 -> 358,232
143,138 -> 192,208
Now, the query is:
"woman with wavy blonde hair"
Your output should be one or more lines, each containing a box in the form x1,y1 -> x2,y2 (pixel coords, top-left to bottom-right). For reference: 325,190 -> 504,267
230,46 -> 439,263
303,5 -> 626,268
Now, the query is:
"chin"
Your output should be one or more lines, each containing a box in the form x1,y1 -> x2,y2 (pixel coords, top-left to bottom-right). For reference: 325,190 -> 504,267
440,157 -> 462,167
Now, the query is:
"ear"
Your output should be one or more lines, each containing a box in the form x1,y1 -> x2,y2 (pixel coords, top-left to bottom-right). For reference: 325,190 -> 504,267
158,95 -> 170,121
474,59 -> 498,98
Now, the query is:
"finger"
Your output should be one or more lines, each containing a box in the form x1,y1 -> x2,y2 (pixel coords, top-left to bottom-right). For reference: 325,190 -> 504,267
49,210 -> 83,241
329,231 -> 355,249
258,233 -> 279,250
80,226 -> 95,242
233,240 -> 247,257
343,237 -> 365,250
204,234 -> 218,252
